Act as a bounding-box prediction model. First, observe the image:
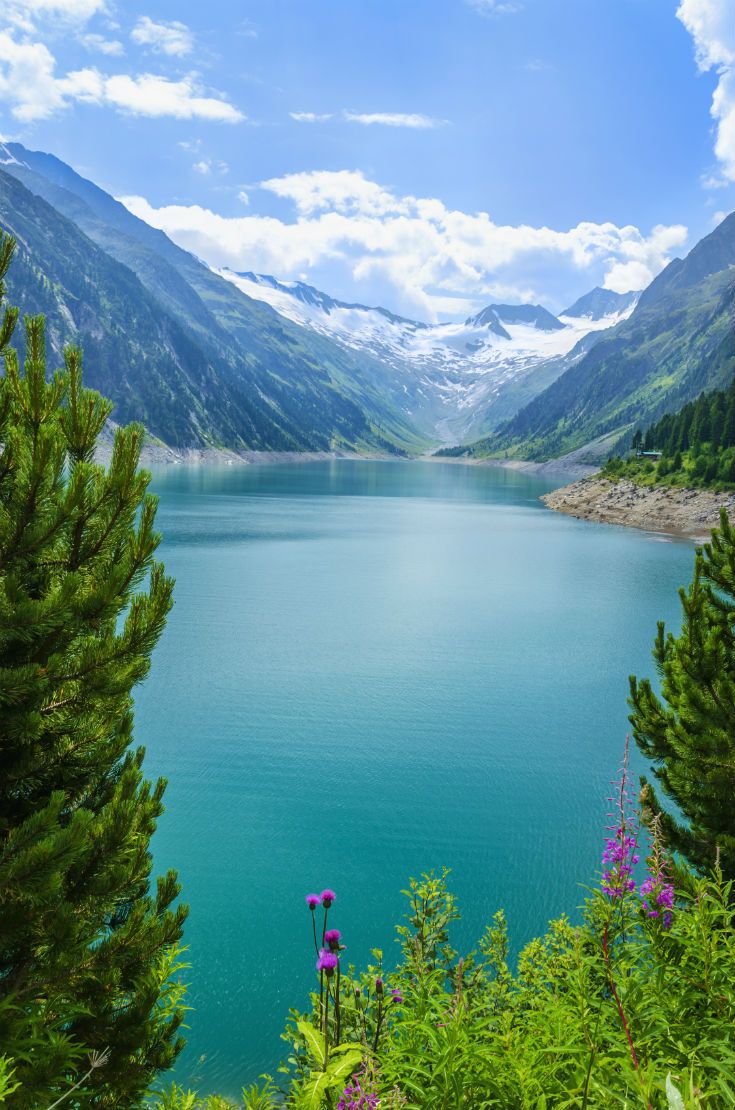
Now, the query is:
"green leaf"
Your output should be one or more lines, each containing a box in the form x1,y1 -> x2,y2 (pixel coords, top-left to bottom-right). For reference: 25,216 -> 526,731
298,1072 -> 330,1110
666,1074 -> 685,1110
325,1050 -> 363,1084
296,1022 -> 326,1068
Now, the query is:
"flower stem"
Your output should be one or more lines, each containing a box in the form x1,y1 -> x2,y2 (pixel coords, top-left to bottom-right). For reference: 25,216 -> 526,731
602,921 -> 651,1109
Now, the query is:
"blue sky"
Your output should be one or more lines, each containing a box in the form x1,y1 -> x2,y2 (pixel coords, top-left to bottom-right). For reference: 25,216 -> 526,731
0,0 -> 733,320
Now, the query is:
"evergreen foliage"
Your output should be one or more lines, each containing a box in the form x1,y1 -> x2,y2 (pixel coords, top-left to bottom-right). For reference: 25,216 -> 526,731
604,375 -> 735,488
463,215 -> 735,463
0,229 -> 187,1108
630,508 -> 735,879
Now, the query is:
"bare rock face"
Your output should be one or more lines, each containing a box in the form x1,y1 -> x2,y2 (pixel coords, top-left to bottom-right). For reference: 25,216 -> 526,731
541,478 -> 735,540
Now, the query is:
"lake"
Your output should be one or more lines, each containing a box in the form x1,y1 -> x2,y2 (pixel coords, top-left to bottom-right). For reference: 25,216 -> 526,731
136,460 -> 694,1098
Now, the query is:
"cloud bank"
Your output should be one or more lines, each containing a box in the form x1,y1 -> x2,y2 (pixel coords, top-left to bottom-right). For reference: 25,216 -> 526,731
677,0 -> 735,183
121,169 -> 687,320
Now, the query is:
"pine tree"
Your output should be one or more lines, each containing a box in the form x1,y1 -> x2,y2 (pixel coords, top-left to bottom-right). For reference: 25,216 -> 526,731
630,508 -> 735,879
0,230 -> 187,1108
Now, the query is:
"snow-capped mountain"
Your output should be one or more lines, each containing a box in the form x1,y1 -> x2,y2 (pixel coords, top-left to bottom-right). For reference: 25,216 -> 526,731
219,269 -> 640,443
561,286 -> 640,321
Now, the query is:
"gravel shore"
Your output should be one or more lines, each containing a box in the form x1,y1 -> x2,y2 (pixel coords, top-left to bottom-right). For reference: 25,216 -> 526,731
542,477 -> 735,541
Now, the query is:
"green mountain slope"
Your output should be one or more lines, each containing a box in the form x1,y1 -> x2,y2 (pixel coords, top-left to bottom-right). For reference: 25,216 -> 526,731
0,143 -> 426,455
464,213 -> 735,461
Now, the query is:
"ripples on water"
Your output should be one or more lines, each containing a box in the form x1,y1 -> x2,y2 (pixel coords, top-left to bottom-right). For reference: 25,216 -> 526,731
135,460 -> 693,1097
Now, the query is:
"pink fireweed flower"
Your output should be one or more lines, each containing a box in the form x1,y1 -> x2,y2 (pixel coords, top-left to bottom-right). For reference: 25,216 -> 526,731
320,889 -> 336,908
640,877 -> 674,929
317,948 -> 338,976
600,738 -> 641,900
324,928 -> 342,951
337,1069 -> 379,1110
639,813 -> 675,929
305,894 -> 320,910
601,828 -> 639,898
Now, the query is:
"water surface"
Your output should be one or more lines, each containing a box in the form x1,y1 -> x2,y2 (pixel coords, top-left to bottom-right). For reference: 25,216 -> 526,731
136,460 -> 693,1096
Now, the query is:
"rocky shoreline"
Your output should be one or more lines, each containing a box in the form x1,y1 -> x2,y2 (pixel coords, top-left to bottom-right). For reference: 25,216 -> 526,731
542,477 -> 735,541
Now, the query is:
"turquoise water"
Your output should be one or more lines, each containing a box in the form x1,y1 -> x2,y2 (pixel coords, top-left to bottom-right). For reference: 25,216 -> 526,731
136,460 -> 694,1098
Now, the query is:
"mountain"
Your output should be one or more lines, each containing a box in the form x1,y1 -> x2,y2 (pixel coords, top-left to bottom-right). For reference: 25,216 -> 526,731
465,214 -> 735,462
0,140 -> 648,453
562,287 -> 640,321
474,303 -> 566,332
221,270 -> 635,443
0,143 -> 426,455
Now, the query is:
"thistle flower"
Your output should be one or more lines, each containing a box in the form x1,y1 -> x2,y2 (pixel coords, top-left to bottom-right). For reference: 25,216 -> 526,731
320,889 -> 336,908
305,894 -> 320,910
317,948 -> 338,976
391,988 -> 404,1004
324,928 -> 342,951
375,976 -> 384,995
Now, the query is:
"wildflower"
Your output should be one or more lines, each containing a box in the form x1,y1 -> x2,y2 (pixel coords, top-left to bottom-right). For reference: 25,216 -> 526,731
321,889 -> 336,908
317,948 -> 338,976
601,829 -> 639,898
337,1062 -> 380,1110
324,928 -> 342,951
391,988 -> 404,1004
639,814 -> 675,929
375,976 -> 384,995
337,1079 -> 379,1110
600,740 -> 641,900
305,894 -> 320,910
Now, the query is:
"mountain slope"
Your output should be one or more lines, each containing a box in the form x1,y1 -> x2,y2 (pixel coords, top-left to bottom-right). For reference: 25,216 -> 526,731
0,143 -> 426,455
467,213 -> 735,461
562,287 -> 640,320
219,270 -> 635,443
0,167 -> 307,449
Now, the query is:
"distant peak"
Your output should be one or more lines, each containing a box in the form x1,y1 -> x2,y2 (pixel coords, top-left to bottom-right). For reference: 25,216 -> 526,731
0,142 -> 27,168
466,302 -> 563,333
561,287 -> 640,320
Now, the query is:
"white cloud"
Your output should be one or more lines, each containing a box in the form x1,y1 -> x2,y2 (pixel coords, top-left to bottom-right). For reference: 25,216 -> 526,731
238,190 -> 249,205
602,223 -> 688,293
103,73 -> 242,121
4,0 -> 105,28
0,32 -> 66,120
192,156 -> 228,174
343,111 -> 445,128
119,170 -> 687,320
131,16 -> 193,57
290,111 -> 333,122
80,32 -> 124,56
0,32 -> 244,121
677,0 -> 735,183
466,0 -> 524,15
289,110 -> 445,129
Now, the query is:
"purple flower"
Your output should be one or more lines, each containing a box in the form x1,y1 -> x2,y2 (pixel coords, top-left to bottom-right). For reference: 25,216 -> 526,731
306,894 -> 320,910
324,928 -> 342,951
320,889 -> 336,908
337,1064 -> 379,1110
640,874 -> 674,928
375,976 -> 383,995
317,948 -> 339,975
391,988 -> 404,1004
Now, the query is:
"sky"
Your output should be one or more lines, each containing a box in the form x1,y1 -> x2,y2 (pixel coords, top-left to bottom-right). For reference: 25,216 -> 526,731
0,0 -> 733,321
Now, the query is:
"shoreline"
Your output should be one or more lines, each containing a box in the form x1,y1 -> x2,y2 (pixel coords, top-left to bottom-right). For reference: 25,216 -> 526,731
128,440 -> 599,481
541,477 -> 735,541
